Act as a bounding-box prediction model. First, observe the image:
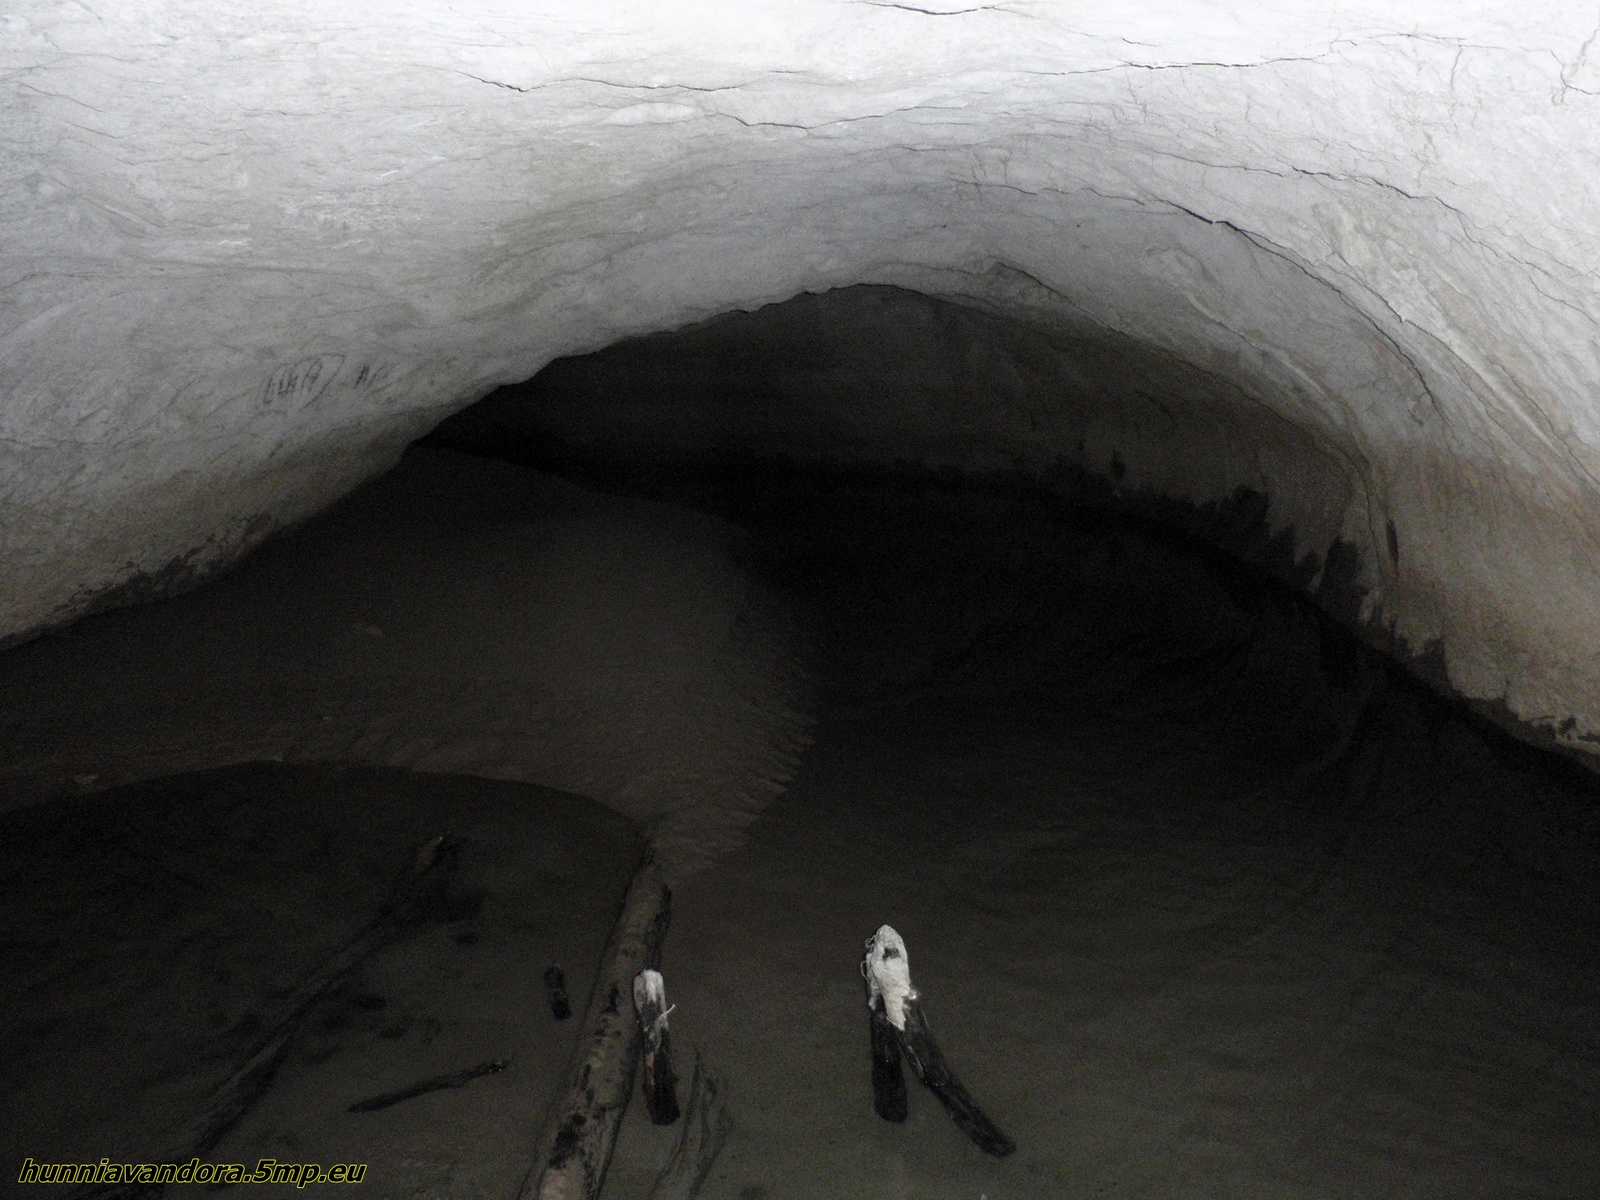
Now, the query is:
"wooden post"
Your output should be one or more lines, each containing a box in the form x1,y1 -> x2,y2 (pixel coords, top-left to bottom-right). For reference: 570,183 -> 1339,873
861,924 -> 1015,1158
868,995 -> 908,1122
522,859 -> 671,1200
633,969 -> 681,1125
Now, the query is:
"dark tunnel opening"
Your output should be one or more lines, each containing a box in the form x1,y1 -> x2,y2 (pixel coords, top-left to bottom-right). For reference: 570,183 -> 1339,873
420,287 -> 1600,834
4,289 -> 1600,1197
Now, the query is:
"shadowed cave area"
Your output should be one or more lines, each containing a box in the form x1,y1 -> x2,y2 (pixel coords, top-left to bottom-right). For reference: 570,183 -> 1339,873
4,288 -> 1600,1199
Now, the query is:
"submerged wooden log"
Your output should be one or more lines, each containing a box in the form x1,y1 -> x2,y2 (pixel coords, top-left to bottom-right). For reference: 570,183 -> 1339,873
522,858 -> 671,1200
896,995 -> 1016,1157
861,924 -> 1014,1158
633,969 -> 681,1125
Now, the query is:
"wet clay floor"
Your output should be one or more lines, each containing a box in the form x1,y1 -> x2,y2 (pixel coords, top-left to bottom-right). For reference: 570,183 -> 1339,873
600,469 -> 1600,1199
4,469 -> 1599,1199
610,693 -> 1600,1200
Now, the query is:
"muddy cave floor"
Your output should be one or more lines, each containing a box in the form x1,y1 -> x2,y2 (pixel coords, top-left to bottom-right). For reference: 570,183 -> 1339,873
3,467 -> 1600,1199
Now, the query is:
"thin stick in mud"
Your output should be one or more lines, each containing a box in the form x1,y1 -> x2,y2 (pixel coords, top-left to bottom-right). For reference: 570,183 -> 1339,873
347,1058 -> 509,1113
646,1046 -> 732,1200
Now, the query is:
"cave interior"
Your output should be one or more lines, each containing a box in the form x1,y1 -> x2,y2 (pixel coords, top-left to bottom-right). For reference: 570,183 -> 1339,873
2,286 -> 1598,1198
5,9 -> 1600,1194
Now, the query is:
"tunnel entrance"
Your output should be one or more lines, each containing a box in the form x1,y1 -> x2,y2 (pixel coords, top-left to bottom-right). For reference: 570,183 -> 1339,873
3,287 -> 1598,1197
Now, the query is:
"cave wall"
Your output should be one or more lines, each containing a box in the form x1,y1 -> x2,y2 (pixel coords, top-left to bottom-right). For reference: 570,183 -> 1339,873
4,3 -> 1600,756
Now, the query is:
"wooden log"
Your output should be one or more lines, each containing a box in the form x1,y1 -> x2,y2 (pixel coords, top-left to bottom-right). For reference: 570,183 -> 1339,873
522,858 -> 671,1200
544,965 -> 573,1020
633,969 -> 681,1125
861,924 -> 1015,1158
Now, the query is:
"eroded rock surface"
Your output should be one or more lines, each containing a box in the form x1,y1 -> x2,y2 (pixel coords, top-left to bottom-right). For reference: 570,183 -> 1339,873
4,3 -> 1600,752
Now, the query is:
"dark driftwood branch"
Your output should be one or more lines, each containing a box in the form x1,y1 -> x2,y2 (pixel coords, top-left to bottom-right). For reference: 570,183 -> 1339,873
347,1058 -> 509,1112
66,835 -> 461,1200
646,1046 -> 732,1200
897,996 -> 1016,1158
522,858 -> 671,1200
544,965 -> 573,1020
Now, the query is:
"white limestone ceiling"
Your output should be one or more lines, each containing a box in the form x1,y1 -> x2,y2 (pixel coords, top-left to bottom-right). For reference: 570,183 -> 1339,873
2,2 -> 1599,754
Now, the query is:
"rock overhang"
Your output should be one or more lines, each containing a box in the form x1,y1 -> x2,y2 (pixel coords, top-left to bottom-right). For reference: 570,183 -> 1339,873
3,1 -> 1599,756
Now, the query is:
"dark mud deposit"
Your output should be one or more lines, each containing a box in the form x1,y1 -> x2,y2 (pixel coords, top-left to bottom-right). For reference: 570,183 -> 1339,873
4,461 -> 1599,1199
0,766 -> 643,1197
